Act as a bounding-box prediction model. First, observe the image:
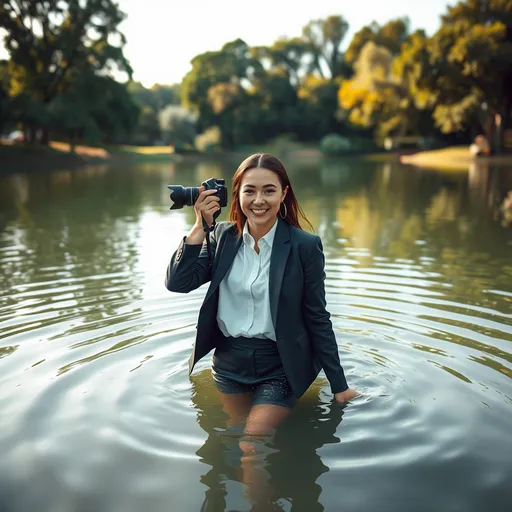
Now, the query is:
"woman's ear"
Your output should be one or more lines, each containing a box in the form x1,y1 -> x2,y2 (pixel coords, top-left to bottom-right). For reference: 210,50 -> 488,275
282,185 -> 289,200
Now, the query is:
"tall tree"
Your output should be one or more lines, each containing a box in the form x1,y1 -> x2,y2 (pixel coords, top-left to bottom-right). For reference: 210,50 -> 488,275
423,0 -> 512,151
345,18 -> 410,66
181,39 -> 265,146
0,0 -> 133,143
302,15 -> 351,79
339,36 -> 436,140
251,37 -> 309,85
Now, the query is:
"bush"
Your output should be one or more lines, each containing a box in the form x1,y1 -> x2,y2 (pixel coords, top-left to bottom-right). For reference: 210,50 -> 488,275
195,126 -> 222,152
320,133 -> 379,155
320,134 -> 352,155
159,105 -> 197,147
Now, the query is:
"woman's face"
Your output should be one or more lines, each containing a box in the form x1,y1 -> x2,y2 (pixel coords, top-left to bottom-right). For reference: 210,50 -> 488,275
239,168 -> 287,231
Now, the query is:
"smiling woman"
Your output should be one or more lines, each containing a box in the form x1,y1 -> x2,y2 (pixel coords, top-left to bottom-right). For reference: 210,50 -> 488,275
165,152 -> 359,440
229,154 -> 312,241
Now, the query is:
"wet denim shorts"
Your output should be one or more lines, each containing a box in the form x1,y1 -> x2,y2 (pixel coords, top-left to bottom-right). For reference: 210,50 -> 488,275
212,336 -> 297,409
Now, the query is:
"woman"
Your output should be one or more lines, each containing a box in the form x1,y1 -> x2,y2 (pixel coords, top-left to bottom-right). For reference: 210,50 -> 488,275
165,153 -> 358,437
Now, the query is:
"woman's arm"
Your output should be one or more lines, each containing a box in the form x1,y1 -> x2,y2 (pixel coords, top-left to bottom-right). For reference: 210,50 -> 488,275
165,187 -> 221,293
164,224 -> 218,293
301,236 -> 350,395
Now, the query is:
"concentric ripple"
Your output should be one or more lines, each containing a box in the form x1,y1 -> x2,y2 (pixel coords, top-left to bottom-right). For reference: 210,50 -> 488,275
0,162 -> 511,512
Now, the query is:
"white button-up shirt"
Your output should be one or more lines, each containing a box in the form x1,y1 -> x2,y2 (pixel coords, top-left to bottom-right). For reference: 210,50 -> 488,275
217,219 -> 277,340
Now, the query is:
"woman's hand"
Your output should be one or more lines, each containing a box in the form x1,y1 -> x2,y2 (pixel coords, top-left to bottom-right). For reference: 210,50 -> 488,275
184,187 -> 221,245
193,186 -> 221,228
334,388 -> 360,403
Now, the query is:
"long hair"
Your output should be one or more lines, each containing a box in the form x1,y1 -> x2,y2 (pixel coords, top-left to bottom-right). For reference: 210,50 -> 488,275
228,153 -> 313,236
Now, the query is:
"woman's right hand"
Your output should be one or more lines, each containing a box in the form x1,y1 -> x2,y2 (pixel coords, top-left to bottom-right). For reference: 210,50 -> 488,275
194,186 -> 221,229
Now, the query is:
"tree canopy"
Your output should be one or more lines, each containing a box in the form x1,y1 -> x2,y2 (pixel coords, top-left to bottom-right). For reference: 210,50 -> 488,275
1,1 -> 511,151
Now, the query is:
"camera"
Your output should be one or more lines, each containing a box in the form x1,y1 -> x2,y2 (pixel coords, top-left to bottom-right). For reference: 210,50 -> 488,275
167,177 -> 228,218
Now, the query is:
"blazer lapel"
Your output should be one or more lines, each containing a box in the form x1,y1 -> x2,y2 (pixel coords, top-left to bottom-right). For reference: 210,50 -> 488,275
269,218 -> 291,330
204,228 -> 242,303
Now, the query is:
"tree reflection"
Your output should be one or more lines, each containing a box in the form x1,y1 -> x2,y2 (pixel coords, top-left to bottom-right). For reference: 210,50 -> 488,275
0,165 -> 154,324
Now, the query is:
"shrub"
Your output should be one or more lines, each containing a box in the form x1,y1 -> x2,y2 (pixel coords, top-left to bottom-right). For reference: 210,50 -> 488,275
320,133 -> 352,155
195,126 -> 222,152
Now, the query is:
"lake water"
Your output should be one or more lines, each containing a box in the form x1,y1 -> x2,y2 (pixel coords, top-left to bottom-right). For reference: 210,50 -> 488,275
0,157 -> 511,512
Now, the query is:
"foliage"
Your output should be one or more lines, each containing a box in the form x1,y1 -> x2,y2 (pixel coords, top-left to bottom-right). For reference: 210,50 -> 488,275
320,133 -> 378,155
158,105 -> 197,147
0,0 -> 136,144
338,42 -> 392,130
195,126 -> 222,152
133,106 -> 161,146
302,15 -> 351,79
320,134 -> 352,155
2,2 -> 511,152
419,0 -> 512,149
345,18 -> 410,65
339,32 -> 437,142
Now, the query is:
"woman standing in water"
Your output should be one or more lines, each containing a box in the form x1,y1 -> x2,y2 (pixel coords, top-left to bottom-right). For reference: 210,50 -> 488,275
165,153 -> 358,437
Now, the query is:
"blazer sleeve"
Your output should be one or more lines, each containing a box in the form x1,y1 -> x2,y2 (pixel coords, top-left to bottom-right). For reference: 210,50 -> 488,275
164,225 -> 218,293
302,236 -> 349,394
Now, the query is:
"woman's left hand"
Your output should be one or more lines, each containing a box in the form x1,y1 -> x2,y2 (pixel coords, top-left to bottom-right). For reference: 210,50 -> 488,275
334,388 -> 360,403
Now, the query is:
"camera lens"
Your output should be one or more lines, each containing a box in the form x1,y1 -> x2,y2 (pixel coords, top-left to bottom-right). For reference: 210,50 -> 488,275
167,186 -> 200,210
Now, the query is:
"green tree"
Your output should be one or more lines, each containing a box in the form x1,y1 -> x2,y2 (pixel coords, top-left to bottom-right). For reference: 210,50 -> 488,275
182,39 -> 266,147
345,18 -> 410,66
47,72 -> 139,148
339,36 -> 436,141
298,75 -> 342,138
0,0 -> 133,143
251,38 -> 309,85
422,0 -> 512,151
127,82 -> 180,145
158,105 -> 197,148
302,15 -> 351,79
134,106 -> 161,145
128,82 -> 181,112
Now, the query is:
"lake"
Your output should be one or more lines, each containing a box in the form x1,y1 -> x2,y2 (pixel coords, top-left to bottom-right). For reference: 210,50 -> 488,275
0,156 -> 511,512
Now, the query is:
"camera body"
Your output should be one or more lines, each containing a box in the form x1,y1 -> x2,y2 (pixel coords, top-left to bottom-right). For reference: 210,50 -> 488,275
202,177 -> 228,208
167,178 -> 227,219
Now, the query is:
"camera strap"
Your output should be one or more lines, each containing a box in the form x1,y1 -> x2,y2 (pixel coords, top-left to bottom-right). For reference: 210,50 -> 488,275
201,214 -> 215,268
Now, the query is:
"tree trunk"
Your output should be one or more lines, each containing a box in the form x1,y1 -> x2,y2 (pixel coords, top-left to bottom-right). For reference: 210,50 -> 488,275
41,128 -> 50,145
496,98 -> 511,154
69,132 -> 76,153
26,125 -> 36,144
482,114 -> 495,153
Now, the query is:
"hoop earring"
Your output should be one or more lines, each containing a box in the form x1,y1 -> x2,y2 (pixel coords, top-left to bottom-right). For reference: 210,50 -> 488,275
280,202 -> 287,219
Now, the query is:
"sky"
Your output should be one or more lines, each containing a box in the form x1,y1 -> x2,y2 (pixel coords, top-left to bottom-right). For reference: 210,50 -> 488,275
1,0 -> 455,87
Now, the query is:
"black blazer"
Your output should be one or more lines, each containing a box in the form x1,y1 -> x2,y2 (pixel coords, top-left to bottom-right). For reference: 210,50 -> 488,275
165,217 -> 348,398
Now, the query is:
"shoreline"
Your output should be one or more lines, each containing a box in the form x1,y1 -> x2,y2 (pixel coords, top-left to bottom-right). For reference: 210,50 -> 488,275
1,142 -> 397,175
6,142 -> 509,176
399,146 -> 512,171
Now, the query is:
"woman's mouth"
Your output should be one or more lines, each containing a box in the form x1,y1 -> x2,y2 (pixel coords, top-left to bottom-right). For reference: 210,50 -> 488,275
251,208 -> 269,217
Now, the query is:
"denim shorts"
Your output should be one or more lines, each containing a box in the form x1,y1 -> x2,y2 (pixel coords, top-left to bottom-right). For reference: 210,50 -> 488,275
212,336 -> 297,409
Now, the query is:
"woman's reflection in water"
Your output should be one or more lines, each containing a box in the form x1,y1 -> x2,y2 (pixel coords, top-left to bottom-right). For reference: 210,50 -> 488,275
191,369 -> 346,512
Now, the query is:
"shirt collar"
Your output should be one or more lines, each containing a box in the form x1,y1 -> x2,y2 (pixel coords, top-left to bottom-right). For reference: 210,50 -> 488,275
243,218 -> 278,249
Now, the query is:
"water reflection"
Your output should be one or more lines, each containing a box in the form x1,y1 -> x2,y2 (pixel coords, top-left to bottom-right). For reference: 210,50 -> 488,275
191,370 -> 344,512
0,157 -> 511,512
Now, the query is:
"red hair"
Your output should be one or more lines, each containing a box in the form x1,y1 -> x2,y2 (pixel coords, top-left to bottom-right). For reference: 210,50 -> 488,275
228,153 -> 313,236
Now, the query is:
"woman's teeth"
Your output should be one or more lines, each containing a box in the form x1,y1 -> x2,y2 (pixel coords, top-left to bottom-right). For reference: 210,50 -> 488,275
252,209 -> 268,215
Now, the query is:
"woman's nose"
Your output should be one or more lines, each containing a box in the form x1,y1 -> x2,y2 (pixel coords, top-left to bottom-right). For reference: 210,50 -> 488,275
253,193 -> 265,204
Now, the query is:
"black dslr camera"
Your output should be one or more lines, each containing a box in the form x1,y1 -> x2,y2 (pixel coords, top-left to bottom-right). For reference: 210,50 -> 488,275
167,177 -> 227,221
167,178 -> 227,265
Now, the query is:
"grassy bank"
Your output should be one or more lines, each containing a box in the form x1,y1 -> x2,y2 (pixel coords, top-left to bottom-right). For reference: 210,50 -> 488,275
1,139 -> 398,175
399,146 -> 512,171
0,142 -> 107,173
0,141 -> 174,174
50,141 -> 173,161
